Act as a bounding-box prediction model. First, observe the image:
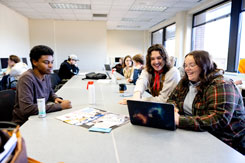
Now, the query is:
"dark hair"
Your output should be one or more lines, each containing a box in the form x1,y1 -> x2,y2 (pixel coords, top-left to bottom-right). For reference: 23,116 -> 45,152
146,44 -> 171,74
29,45 -> 54,68
181,50 -> 222,91
133,54 -> 144,65
123,55 -> 133,68
9,55 -> 20,63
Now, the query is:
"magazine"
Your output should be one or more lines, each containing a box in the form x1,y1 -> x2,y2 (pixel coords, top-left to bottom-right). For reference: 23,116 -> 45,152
56,107 -> 129,133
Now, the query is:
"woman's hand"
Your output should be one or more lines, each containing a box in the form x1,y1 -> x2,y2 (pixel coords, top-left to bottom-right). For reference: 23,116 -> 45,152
174,107 -> 180,126
119,98 -> 128,105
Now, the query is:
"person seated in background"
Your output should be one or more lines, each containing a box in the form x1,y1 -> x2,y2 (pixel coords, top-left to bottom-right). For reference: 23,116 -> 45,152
12,45 -> 72,125
112,57 -> 124,75
0,55 -> 28,90
167,50 -> 245,155
120,44 -> 180,104
122,55 -> 134,79
128,54 -> 144,85
169,56 -> 176,67
58,54 -> 79,81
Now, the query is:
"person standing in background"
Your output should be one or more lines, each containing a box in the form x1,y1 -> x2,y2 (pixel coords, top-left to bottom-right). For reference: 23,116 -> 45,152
58,54 -> 79,81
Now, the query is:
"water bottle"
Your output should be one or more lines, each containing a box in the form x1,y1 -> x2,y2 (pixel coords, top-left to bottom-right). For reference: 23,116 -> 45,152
111,69 -> 117,84
87,81 -> 95,105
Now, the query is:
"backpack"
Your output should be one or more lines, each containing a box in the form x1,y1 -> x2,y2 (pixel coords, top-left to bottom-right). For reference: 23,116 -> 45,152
84,72 -> 107,80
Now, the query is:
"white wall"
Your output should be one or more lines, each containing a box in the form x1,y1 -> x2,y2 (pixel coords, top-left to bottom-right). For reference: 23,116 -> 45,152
0,3 -> 30,65
107,30 -> 150,65
29,20 -> 107,71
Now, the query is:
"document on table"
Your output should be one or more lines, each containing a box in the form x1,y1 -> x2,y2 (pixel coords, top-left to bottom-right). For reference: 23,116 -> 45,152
56,107 -> 129,133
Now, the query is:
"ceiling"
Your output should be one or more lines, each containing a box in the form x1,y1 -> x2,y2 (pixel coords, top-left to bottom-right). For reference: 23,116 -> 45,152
0,0 -> 207,30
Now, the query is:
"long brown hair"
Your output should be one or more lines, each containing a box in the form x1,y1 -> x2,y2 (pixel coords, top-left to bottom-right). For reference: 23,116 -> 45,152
146,44 -> 171,74
181,50 -> 223,92
122,55 -> 133,68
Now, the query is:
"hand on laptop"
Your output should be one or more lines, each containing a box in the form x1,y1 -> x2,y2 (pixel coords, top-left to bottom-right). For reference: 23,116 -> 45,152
119,98 -> 129,105
174,107 -> 180,126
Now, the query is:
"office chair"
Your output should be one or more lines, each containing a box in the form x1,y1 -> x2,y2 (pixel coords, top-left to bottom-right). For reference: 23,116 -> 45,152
53,69 -> 59,74
0,89 -> 16,121
49,73 -> 63,92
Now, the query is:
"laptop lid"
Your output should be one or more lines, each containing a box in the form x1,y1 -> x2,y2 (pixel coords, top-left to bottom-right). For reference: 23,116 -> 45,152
127,100 -> 176,131
104,64 -> 111,71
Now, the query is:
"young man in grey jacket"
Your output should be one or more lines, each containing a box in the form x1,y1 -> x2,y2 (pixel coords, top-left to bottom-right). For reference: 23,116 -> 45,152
12,45 -> 72,125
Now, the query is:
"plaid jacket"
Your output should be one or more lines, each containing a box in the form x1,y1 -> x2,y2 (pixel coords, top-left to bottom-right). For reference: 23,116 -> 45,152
168,71 -> 245,147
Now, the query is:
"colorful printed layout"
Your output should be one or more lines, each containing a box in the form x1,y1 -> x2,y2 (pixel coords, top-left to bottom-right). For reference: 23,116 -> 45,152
56,107 -> 129,129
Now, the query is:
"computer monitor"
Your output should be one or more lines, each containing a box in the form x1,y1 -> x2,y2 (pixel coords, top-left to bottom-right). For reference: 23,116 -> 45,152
1,58 -> 8,69
22,58 -> 28,65
115,57 -> 121,63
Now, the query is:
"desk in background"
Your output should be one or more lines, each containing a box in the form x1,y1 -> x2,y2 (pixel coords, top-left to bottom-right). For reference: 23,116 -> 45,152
20,75 -> 245,163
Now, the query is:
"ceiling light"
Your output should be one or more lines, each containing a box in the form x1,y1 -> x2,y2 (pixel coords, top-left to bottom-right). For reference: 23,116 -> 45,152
93,14 -> 107,18
117,25 -> 140,28
121,18 -> 151,22
49,3 -> 91,9
130,5 -> 167,12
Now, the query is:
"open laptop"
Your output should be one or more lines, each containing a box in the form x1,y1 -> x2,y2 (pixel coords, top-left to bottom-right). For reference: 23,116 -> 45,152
127,100 -> 176,130
104,64 -> 111,71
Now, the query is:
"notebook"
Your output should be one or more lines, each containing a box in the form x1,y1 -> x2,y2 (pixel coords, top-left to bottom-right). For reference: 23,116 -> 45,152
127,100 -> 176,130
104,64 -> 111,71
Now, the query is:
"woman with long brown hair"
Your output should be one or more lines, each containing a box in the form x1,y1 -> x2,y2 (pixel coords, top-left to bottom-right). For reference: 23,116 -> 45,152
168,50 -> 245,155
120,44 -> 180,104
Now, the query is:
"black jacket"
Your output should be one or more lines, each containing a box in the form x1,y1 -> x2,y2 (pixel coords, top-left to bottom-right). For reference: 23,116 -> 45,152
58,60 -> 79,80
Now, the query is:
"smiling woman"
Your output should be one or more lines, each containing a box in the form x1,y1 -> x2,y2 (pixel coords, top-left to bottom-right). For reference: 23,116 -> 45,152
119,44 -> 181,105
167,50 -> 245,155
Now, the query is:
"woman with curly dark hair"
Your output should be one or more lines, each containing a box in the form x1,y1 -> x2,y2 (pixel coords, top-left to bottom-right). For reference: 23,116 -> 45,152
168,50 -> 245,155
120,44 -> 180,104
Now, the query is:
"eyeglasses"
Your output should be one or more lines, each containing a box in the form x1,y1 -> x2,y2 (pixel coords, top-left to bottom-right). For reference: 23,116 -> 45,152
184,63 -> 197,68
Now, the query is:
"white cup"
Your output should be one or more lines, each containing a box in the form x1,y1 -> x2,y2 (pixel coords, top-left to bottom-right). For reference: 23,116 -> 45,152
37,98 -> 46,118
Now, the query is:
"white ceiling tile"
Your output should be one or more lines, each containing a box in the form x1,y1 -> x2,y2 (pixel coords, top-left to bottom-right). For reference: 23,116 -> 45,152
0,0 -> 210,30
91,0 -> 113,5
54,9 -> 74,14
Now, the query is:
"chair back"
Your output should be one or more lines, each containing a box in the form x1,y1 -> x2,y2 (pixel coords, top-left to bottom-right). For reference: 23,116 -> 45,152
0,89 -> 16,121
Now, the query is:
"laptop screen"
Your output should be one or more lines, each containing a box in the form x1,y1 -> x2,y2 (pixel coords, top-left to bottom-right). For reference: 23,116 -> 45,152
104,64 -> 111,71
1,58 -> 8,69
127,100 -> 176,130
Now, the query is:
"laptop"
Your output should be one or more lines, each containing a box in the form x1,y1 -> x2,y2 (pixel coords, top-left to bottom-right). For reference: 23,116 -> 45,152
104,64 -> 111,71
127,100 -> 176,130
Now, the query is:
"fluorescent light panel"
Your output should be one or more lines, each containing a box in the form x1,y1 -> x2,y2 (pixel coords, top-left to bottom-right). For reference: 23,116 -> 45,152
49,3 -> 91,9
130,5 -> 167,12
121,18 -> 151,22
117,25 -> 140,28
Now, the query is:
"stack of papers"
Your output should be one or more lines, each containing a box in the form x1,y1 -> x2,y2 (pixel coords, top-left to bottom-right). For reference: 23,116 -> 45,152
56,107 -> 129,133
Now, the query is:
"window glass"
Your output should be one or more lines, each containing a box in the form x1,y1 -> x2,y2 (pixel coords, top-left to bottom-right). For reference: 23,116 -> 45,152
165,24 -> 176,57
194,2 -> 231,26
152,29 -> 163,45
192,2 -> 231,70
238,12 -> 245,73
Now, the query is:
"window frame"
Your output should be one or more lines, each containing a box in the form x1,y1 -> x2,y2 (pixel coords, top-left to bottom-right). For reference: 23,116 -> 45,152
151,23 -> 176,46
191,0 -> 244,72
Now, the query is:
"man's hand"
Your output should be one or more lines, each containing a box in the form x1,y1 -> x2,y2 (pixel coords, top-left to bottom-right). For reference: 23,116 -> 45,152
60,100 -> 72,109
54,98 -> 63,104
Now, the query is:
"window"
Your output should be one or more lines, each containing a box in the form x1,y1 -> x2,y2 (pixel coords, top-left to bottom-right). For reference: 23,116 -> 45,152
151,23 -> 176,57
165,24 -> 176,57
152,29 -> 163,45
238,4 -> 245,70
192,1 -> 231,70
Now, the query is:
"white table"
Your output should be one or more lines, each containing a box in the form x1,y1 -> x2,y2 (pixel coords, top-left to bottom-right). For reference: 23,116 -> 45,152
20,75 -> 245,163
